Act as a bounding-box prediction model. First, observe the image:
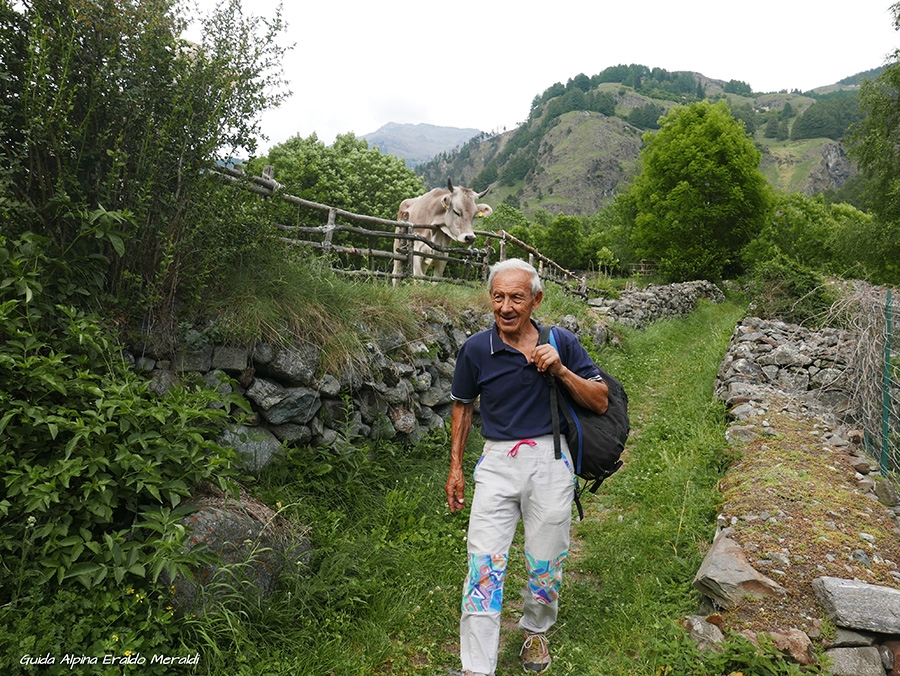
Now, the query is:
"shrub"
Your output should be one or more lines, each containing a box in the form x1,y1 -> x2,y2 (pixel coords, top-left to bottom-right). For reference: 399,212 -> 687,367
745,254 -> 836,326
0,233 -> 243,599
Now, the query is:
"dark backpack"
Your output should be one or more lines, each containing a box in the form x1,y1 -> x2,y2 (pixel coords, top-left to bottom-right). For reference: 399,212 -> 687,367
539,326 -> 629,519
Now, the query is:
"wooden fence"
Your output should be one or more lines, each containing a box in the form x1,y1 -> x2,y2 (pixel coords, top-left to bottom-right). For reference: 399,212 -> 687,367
210,164 -> 604,298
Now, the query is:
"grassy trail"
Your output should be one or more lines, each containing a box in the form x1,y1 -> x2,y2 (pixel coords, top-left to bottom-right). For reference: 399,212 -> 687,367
187,298 -> 747,675
547,298 -> 747,674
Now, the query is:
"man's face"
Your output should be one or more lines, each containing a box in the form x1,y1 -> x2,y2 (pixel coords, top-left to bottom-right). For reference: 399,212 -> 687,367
490,269 -> 542,339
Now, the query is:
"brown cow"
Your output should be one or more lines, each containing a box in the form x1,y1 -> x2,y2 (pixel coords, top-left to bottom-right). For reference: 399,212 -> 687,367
392,179 -> 492,284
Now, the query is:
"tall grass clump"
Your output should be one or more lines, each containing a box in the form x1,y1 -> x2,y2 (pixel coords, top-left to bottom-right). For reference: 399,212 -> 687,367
203,247 -> 494,373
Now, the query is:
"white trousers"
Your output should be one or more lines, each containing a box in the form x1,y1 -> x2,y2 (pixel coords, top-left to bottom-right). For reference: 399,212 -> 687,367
459,434 -> 574,676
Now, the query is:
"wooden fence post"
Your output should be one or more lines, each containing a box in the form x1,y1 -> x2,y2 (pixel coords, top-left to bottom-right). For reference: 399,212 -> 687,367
405,222 -> 415,281
482,235 -> 493,282
323,208 -> 336,255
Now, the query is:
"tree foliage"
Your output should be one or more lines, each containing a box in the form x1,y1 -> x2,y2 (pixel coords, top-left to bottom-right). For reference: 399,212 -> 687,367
0,0 -> 290,330
742,192 -> 873,277
629,100 -> 771,281
250,133 -> 425,221
723,79 -> 753,96
790,94 -> 862,141
845,2 -> 900,285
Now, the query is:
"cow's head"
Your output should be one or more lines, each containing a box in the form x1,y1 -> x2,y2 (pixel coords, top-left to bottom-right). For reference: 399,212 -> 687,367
439,178 -> 492,244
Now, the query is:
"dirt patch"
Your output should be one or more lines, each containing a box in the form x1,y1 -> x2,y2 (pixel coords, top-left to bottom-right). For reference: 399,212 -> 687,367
715,399 -> 900,639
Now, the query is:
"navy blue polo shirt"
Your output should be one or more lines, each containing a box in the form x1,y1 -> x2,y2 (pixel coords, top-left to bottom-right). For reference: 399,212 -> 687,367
451,322 -> 602,440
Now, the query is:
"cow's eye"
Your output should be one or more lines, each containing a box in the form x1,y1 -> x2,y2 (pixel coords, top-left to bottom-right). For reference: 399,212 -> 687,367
453,209 -> 462,217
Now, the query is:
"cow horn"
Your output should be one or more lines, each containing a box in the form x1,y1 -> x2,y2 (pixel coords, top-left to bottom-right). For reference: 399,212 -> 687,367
447,178 -> 454,192
476,187 -> 490,199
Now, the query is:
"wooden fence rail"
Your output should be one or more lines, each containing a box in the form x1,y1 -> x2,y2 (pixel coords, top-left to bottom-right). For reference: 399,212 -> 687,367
210,164 -> 604,297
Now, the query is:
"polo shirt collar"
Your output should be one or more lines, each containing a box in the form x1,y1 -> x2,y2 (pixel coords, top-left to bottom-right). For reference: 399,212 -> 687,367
489,319 -> 541,355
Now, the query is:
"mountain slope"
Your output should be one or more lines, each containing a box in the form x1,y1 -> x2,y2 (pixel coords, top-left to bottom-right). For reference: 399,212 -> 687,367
361,122 -> 481,168
415,67 -> 866,215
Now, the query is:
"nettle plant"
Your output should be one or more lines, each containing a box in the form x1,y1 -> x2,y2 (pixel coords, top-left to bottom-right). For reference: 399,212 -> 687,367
0,233 -> 244,599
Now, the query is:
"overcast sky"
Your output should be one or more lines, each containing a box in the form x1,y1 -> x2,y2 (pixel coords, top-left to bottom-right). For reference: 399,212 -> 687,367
185,0 -> 899,154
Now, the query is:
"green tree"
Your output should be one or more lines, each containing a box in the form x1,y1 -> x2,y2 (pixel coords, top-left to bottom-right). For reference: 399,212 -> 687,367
729,102 -> 757,136
848,3 -> 900,284
791,95 -> 862,141
483,204 -> 533,259
0,0 -> 289,329
742,193 -> 835,271
723,79 -> 753,96
251,133 -> 425,220
542,213 -> 585,270
586,192 -> 639,273
847,4 -> 900,283
629,100 -> 772,281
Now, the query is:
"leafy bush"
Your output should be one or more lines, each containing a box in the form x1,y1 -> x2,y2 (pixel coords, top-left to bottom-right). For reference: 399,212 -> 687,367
745,254 -> 836,326
1,0 -> 289,331
0,233 -> 242,598
1,584 -> 184,676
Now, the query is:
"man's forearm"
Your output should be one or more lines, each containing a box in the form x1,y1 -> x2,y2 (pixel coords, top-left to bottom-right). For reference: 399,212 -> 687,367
450,400 -> 474,466
556,368 -> 609,415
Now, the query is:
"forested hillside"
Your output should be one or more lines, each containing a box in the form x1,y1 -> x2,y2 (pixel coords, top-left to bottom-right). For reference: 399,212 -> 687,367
417,64 -> 876,215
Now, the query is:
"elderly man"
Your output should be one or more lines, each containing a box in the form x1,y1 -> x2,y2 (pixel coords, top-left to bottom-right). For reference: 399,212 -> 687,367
447,258 -> 609,675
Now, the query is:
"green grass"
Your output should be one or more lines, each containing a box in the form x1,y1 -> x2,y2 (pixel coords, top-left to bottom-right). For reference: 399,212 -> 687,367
202,248 -> 492,374
172,293 -> 754,675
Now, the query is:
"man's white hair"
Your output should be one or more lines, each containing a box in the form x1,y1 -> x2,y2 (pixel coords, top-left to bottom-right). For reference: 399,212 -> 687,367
488,258 -> 543,296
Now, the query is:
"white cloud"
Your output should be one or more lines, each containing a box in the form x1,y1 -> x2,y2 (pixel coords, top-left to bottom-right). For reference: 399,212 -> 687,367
185,0 -> 899,153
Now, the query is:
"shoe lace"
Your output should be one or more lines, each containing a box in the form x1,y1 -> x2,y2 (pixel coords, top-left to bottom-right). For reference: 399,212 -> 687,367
521,632 -> 549,662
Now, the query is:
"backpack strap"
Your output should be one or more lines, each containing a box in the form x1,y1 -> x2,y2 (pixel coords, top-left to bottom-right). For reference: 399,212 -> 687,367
540,325 -> 586,521
538,326 -> 562,461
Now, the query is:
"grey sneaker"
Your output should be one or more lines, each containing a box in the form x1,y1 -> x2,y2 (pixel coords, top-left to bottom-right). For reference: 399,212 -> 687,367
520,632 -> 551,673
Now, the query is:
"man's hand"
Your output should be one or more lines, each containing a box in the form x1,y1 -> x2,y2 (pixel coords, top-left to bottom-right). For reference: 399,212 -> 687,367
446,467 -> 466,513
532,341 -> 609,415
531,342 -> 562,376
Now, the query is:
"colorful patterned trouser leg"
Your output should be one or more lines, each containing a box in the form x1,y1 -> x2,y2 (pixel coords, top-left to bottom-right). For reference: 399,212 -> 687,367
459,434 -> 574,676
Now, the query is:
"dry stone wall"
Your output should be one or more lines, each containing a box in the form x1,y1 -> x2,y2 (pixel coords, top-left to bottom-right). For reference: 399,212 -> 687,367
696,315 -> 900,674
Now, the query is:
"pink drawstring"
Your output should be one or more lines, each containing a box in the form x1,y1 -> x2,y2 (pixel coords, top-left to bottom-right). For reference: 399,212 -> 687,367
508,439 -> 537,457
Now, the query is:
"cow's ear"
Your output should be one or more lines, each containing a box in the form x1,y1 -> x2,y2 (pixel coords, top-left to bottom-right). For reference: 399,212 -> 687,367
441,195 -> 451,211
476,204 -> 493,218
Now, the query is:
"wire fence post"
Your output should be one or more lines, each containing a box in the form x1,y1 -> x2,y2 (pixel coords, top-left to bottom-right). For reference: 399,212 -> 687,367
883,289 -> 894,474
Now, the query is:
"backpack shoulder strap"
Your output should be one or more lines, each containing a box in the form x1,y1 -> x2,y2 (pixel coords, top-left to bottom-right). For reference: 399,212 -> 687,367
541,325 -> 586,520
538,325 -> 552,346
538,326 -> 562,461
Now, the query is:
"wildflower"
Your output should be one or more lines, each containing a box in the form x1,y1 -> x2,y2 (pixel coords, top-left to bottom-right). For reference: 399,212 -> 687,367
25,516 -> 36,528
